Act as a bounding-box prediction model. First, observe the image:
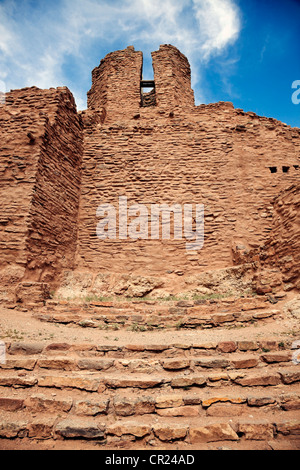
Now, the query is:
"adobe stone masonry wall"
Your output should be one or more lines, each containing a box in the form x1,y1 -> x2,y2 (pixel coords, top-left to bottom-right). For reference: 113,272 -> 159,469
152,44 -> 194,109
75,100 -> 300,283
0,86 -> 82,299
24,88 -> 83,284
87,45 -> 195,122
233,184 -> 300,292
0,44 -> 300,302
87,46 -> 143,122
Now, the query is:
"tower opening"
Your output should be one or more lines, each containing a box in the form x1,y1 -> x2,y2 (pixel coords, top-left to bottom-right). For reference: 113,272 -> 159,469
140,53 -> 156,107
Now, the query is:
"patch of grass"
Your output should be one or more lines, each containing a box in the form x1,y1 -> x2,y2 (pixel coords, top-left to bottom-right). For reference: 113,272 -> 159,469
175,320 -> 185,330
192,291 -> 235,301
84,295 -> 114,303
1,329 -> 24,340
127,323 -> 147,332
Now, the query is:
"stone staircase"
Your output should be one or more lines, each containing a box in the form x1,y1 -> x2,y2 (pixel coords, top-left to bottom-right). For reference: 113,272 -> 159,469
0,301 -> 300,450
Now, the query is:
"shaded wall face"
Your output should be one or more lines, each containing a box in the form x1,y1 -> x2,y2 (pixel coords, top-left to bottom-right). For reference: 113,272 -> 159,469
266,184 -> 300,287
25,91 -> 83,284
0,87 -> 82,287
0,107 -> 40,270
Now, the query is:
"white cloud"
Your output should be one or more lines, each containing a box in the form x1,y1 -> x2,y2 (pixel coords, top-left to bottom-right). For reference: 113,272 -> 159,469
0,0 -> 241,108
193,0 -> 241,57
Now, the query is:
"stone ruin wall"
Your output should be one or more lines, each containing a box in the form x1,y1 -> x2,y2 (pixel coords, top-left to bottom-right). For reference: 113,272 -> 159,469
0,44 -> 299,303
0,87 -> 82,301
233,183 -> 300,293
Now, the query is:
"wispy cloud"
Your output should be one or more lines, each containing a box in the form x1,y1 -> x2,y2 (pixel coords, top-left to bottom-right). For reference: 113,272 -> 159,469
0,0 -> 241,108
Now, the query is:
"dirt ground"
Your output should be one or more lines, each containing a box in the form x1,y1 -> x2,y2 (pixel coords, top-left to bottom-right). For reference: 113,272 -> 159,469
0,300 -> 299,348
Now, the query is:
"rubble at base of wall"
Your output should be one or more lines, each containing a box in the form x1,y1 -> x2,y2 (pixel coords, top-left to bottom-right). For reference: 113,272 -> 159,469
15,282 -> 50,307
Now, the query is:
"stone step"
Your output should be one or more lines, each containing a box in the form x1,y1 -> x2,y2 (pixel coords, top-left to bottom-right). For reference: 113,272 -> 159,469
0,410 -> 299,445
0,365 -> 299,392
33,306 -> 282,330
0,350 -> 295,375
1,385 -> 299,418
4,337 -> 294,358
44,296 -> 269,314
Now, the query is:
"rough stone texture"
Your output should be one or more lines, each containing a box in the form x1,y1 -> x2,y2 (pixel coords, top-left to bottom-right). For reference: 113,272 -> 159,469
107,422 -> 151,438
233,184 -> 300,292
238,422 -> 275,440
0,86 -> 82,302
0,44 -> 299,300
153,423 -> 188,441
25,394 -> 73,413
55,418 -> 105,439
189,423 -> 239,443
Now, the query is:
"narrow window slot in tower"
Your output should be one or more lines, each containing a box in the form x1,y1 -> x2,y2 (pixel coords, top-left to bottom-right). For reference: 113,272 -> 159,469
141,54 -> 156,107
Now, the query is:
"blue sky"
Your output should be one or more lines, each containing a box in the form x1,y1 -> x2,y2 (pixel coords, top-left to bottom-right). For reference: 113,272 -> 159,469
0,0 -> 299,127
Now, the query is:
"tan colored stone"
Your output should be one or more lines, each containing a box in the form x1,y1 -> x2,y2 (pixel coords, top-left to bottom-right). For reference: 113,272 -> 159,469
261,352 -> 292,363
77,358 -> 114,370
238,423 -> 274,440
9,342 -> 44,355
155,394 -> 184,409
38,357 -> 77,370
134,397 -> 155,415
217,341 -> 237,353
208,372 -> 229,382
125,344 -> 146,351
25,394 -> 72,413
0,375 -> 37,387
171,375 -> 206,388
194,357 -> 230,368
153,423 -> 188,441
38,374 -> 100,391
27,417 -> 56,439
73,398 -> 109,416
234,373 -> 281,387
0,419 -> 27,438
157,405 -> 199,417
212,313 -> 235,324
161,359 -> 190,370
192,343 -> 217,350
113,397 -> 135,417
279,370 -> 300,384
206,403 -> 245,417
238,341 -> 259,351
0,357 -> 36,370
107,422 -> 151,438
230,357 -> 258,369
276,420 -> 300,435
